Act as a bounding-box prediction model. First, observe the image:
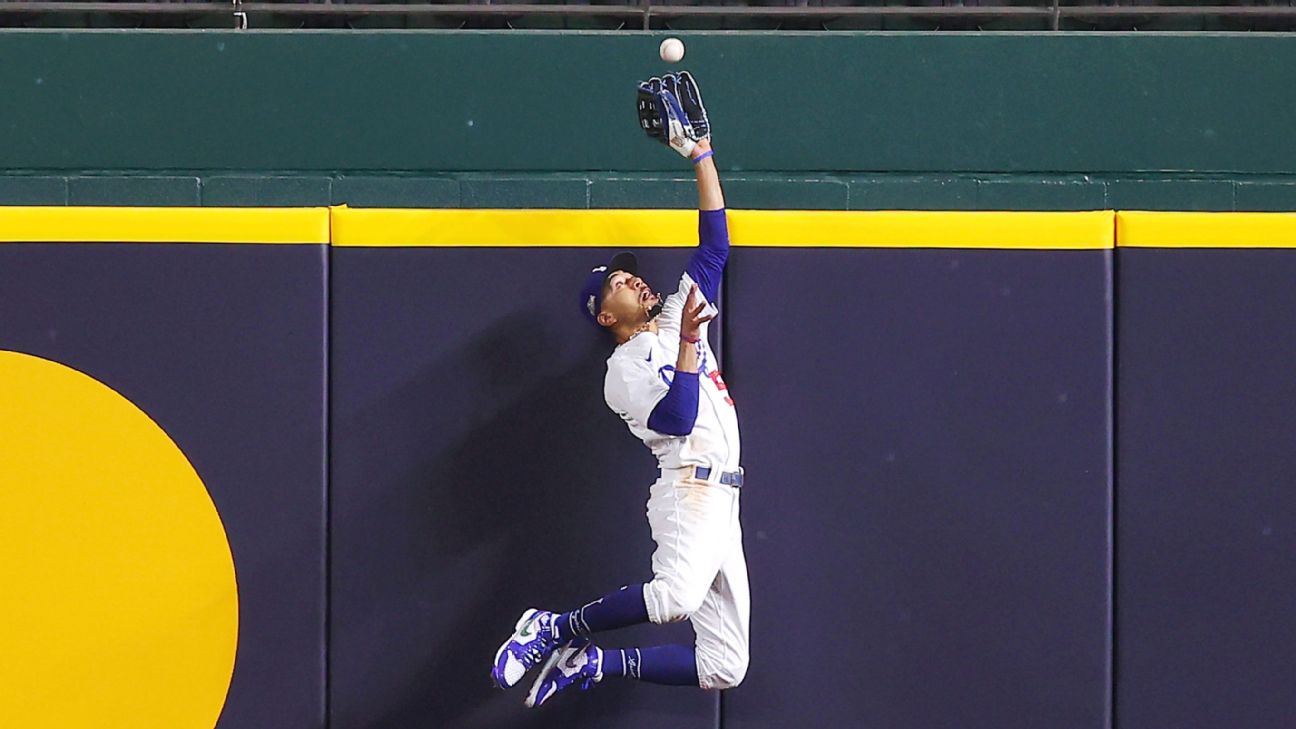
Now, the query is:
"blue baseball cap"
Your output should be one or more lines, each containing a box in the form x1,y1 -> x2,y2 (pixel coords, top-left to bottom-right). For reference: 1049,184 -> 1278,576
579,251 -> 639,329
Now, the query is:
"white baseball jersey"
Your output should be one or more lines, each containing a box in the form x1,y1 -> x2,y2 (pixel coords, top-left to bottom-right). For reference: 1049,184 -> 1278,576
604,272 -> 740,471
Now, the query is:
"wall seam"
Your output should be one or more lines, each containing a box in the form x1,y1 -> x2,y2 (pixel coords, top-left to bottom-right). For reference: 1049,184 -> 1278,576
718,210 -> 733,729
1108,214 -> 1119,729
323,212 -> 334,729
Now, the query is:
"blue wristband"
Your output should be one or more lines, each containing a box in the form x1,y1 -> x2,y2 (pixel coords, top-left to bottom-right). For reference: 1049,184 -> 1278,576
692,150 -> 715,165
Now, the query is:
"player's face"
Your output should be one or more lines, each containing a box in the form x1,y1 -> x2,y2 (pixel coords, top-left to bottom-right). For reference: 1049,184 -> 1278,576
600,270 -> 658,327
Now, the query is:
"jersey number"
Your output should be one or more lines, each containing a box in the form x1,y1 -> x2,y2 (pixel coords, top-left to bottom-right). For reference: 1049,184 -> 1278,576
708,370 -> 735,406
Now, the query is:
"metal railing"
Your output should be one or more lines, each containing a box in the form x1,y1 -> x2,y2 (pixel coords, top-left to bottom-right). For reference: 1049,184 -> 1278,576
1,0 -> 1294,31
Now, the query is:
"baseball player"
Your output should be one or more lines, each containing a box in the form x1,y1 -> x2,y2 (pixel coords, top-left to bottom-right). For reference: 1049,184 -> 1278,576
490,71 -> 749,707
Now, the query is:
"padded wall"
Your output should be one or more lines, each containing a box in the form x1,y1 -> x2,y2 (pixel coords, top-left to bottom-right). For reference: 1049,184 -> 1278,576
1114,215 -> 1296,729
723,247 -> 1113,729
324,209 -> 1113,729
327,246 -> 718,729
12,206 -> 1296,729
0,227 -> 329,729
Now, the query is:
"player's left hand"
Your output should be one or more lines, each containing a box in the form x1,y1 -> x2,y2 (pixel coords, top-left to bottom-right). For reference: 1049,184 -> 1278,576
637,72 -> 711,158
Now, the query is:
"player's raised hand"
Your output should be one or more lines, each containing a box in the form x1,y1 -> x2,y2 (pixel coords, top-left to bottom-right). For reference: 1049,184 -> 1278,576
680,284 -> 716,341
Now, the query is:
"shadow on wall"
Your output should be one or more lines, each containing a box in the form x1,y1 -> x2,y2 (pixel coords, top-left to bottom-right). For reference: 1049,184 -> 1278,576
331,315 -> 702,729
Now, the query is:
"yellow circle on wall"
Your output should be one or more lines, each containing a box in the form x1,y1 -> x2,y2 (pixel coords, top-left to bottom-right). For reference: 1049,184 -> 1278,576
0,351 -> 238,728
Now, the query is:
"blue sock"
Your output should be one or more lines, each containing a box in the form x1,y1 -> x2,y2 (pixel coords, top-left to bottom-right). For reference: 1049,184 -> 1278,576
554,584 -> 649,642
601,645 -> 699,686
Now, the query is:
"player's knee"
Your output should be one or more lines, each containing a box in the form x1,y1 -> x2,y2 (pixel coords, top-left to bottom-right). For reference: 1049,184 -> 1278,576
699,652 -> 748,690
674,586 -> 709,621
645,578 -> 708,624
658,589 -> 708,623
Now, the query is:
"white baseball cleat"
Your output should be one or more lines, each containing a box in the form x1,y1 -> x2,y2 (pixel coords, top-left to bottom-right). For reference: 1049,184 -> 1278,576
491,609 -> 560,689
524,641 -> 603,708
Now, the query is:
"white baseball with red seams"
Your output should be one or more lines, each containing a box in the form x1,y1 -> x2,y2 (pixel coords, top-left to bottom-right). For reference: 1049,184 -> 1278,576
660,37 -> 686,64
604,270 -> 750,690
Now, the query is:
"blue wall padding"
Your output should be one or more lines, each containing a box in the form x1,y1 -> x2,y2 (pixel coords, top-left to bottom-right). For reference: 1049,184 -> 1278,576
327,247 -> 719,729
26,241 -> 1296,729
722,248 -> 1112,729
1115,249 -> 1296,729
0,243 -> 329,729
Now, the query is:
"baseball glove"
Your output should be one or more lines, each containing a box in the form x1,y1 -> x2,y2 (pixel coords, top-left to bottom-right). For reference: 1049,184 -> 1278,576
637,71 -> 711,158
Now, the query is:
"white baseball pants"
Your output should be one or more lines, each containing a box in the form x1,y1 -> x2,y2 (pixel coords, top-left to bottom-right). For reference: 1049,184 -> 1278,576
641,470 -> 751,690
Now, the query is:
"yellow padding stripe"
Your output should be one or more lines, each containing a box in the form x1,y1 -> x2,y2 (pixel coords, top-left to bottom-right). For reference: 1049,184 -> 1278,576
732,210 -> 1112,249
332,208 -> 694,248
332,208 -> 1115,249
11,208 -> 1296,248
0,207 -> 329,244
1117,211 -> 1296,248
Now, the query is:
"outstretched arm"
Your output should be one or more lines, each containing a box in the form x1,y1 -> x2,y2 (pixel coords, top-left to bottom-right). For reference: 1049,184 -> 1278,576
687,139 -> 728,303
692,139 -> 724,211
637,72 -> 727,303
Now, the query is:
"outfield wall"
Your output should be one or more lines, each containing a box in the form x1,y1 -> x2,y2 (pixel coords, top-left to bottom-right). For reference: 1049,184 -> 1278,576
3,208 -> 1293,729
0,209 -> 330,729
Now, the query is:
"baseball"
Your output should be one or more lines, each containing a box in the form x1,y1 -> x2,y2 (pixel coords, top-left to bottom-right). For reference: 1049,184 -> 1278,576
659,37 -> 685,64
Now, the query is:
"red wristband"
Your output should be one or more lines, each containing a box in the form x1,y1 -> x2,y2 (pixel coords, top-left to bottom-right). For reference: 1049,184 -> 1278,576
681,334 -> 701,344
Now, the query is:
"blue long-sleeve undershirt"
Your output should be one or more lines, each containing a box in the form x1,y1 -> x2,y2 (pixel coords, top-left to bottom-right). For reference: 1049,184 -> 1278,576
647,209 -> 727,437
647,370 -> 700,436
686,209 -> 729,303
